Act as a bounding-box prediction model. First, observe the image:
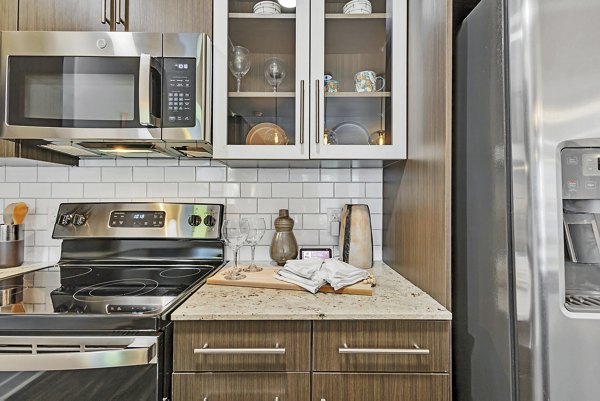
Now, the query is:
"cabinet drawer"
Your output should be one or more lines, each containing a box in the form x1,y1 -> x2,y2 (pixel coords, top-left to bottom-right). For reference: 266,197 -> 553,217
174,321 -> 311,372
313,320 -> 450,372
173,373 -> 310,401
312,373 -> 449,401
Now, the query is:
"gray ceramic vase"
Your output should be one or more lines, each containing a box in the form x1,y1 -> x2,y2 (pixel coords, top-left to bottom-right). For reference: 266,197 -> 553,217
339,204 -> 373,269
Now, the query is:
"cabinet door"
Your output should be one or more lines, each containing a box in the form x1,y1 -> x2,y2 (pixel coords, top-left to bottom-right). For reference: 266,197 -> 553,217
123,0 -> 212,33
313,373 -> 449,401
19,0 -> 112,31
0,0 -> 17,30
173,373 -> 310,401
212,0 -> 310,160
310,0 -> 407,160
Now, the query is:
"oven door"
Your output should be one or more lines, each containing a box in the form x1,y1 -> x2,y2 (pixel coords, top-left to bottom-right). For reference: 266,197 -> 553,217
0,335 -> 162,401
0,31 -> 162,141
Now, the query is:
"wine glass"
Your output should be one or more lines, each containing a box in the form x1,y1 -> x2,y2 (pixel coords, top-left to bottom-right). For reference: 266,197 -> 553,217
222,219 -> 250,280
228,46 -> 252,93
242,217 -> 266,272
264,57 -> 287,92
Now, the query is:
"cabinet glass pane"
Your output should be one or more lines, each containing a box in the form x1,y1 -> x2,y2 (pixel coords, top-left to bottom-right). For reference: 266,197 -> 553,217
323,0 -> 391,146
227,0 -> 297,146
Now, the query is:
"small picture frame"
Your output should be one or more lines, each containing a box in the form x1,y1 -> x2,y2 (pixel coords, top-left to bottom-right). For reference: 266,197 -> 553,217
299,248 -> 332,260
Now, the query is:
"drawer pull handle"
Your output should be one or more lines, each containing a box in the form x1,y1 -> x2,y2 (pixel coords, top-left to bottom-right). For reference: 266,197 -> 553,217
194,343 -> 286,355
338,343 -> 430,355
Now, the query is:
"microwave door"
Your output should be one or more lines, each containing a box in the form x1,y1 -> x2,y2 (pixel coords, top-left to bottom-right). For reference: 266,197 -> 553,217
0,31 -> 162,141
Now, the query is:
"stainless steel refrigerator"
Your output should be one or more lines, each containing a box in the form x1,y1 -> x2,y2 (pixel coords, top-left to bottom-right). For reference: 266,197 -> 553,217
455,0 -> 600,400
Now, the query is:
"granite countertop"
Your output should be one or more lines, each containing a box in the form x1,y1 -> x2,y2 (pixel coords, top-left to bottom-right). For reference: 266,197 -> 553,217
0,262 -> 51,280
172,261 -> 451,321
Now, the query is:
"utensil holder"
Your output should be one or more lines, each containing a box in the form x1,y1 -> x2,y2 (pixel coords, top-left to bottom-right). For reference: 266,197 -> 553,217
0,224 -> 24,268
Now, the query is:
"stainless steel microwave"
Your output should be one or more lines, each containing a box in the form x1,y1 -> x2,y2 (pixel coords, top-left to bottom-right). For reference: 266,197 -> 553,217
0,31 -> 212,157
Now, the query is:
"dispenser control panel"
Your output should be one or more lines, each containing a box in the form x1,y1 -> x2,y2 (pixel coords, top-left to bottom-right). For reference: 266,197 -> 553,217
562,148 -> 600,199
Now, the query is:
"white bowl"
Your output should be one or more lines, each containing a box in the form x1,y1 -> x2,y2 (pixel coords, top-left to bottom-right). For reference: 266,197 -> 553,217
254,1 -> 281,14
343,0 -> 372,13
343,0 -> 371,9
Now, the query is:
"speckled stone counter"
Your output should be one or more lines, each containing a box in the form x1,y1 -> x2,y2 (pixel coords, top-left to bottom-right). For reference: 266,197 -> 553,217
172,261 -> 451,321
0,262 -> 50,280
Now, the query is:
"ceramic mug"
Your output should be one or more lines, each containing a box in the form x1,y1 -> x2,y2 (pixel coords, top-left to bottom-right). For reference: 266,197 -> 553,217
354,70 -> 385,93
324,79 -> 339,93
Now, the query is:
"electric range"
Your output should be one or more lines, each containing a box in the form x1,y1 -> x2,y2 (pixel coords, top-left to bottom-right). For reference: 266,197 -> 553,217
0,202 -> 225,401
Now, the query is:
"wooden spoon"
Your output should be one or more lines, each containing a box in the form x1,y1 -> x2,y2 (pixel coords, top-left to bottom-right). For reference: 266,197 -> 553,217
12,202 -> 29,225
3,203 -> 16,225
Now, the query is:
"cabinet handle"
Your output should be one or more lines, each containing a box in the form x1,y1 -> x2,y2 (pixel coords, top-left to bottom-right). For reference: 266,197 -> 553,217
203,397 -> 279,401
115,0 -> 125,25
100,0 -> 109,24
338,343 -> 430,355
300,80 -> 305,144
315,79 -> 321,144
194,343 -> 285,355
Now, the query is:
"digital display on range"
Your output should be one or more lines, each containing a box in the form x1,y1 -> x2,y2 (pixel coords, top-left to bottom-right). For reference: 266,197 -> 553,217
109,211 -> 165,228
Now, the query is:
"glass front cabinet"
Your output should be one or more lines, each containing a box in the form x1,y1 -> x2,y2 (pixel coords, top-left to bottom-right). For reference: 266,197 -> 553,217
213,0 -> 406,160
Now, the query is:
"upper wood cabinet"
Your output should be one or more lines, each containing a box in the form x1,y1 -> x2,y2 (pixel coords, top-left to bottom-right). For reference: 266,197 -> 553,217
212,0 -> 407,160
17,0 -> 212,34
0,0 -> 17,30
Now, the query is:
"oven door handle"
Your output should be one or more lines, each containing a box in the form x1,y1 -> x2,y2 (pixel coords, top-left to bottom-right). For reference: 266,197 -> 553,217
139,53 -> 152,127
0,337 -> 157,372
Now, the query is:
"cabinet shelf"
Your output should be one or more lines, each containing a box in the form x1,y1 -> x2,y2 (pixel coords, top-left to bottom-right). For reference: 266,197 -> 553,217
325,13 -> 389,19
229,13 -> 296,19
229,92 -> 295,98
325,92 -> 390,98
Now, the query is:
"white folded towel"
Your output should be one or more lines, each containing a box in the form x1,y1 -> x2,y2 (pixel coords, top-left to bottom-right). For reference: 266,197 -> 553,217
321,258 -> 369,290
274,269 -> 325,294
281,258 -> 324,279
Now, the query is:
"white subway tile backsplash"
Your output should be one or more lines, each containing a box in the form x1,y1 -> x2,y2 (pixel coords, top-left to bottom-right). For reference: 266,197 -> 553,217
116,183 -> 146,198
133,167 -> 164,182
178,183 -> 210,198
210,183 -> 240,197
147,183 -> 178,198
52,183 -> 83,198
196,167 -> 226,182
335,183 -> 365,198
84,183 -> 115,198
228,168 -> 257,182
165,167 -> 195,182
38,167 -> 69,182
289,198 -> 319,214
352,169 -> 383,182
20,183 -> 51,198
69,167 -> 101,182
258,168 -> 289,182
303,183 -> 333,198
241,183 -> 271,198
272,183 -> 302,198
0,183 -> 19,198
102,167 -> 132,182
2,163 -> 384,264
6,167 -> 37,182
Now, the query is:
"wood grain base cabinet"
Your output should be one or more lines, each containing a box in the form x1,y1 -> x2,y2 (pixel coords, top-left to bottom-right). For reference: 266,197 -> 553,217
173,320 -> 450,401
313,373 -> 449,401
173,373 -> 310,401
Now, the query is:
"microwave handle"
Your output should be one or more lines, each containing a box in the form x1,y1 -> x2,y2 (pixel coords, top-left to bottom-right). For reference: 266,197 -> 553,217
139,53 -> 152,127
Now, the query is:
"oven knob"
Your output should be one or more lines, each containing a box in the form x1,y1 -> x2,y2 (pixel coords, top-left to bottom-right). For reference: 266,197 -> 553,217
188,215 -> 202,226
58,214 -> 73,226
72,214 -> 87,226
203,215 -> 216,227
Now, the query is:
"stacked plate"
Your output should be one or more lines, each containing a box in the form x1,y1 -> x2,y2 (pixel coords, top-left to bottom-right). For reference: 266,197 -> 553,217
253,1 -> 282,14
343,0 -> 372,14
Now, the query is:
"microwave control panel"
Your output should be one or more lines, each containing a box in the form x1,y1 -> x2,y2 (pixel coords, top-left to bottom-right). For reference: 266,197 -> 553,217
163,58 -> 196,127
562,148 -> 600,199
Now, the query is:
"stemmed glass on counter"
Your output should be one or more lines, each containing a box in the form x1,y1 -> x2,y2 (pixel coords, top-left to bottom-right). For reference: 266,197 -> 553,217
242,217 -> 266,272
222,219 -> 249,280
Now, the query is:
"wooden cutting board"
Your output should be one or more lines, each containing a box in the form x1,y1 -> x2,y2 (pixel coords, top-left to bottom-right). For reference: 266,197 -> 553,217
207,266 -> 373,296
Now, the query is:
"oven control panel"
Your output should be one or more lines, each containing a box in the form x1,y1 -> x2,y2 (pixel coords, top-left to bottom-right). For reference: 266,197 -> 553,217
163,57 -> 196,128
53,203 -> 224,239
562,148 -> 600,199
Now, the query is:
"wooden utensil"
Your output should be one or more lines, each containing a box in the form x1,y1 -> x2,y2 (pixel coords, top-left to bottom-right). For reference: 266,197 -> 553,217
12,203 -> 29,225
3,203 -> 16,225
